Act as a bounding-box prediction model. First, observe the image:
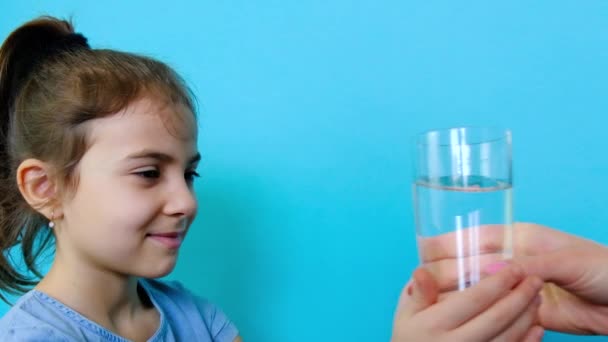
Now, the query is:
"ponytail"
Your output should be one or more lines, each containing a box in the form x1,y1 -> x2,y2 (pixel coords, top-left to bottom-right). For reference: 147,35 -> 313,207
0,17 -> 88,303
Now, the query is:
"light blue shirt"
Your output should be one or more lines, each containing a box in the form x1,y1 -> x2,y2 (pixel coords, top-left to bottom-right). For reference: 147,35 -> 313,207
0,279 -> 239,341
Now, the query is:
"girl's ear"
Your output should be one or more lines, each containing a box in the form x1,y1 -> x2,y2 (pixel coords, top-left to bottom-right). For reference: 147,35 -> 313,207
16,158 -> 61,220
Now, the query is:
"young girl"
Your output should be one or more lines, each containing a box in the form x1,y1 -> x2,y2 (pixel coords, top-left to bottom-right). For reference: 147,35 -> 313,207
0,17 -> 241,341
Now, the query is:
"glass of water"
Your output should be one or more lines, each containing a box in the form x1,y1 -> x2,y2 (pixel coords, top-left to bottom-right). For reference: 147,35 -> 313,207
413,127 -> 513,291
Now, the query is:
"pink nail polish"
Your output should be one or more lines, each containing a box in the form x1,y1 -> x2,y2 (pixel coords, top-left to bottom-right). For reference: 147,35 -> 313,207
484,261 -> 509,275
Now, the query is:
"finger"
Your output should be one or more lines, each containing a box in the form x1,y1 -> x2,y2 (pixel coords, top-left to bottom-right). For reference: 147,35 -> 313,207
437,289 -> 456,302
423,252 -> 505,291
418,224 -> 507,262
511,247 -> 608,304
420,264 -> 526,328
396,268 -> 439,319
515,249 -> 593,284
456,276 -> 543,341
433,259 -> 513,301
513,222 -> 604,253
419,222 -> 594,263
520,326 -> 545,342
489,292 -> 542,342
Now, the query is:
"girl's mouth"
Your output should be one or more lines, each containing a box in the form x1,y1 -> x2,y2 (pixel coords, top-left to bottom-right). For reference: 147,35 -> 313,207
146,232 -> 184,249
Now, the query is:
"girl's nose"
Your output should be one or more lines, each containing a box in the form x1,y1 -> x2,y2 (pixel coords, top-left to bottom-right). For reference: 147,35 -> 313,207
164,179 -> 198,219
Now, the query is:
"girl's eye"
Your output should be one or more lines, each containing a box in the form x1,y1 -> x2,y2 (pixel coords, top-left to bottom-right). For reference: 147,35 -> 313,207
185,170 -> 201,184
136,169 -> 161,179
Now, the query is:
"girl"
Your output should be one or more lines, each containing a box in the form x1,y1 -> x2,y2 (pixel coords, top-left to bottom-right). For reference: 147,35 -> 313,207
0,17 -> 241,341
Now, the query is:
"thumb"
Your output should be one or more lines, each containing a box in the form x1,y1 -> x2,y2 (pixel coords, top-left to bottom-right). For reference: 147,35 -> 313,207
513,247 -> 608,304
514,249 -> 585,287
395,268 -> 439,320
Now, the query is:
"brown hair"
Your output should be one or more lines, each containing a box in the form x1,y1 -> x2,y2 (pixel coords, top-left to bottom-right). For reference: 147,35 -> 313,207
0,16 -> 195,303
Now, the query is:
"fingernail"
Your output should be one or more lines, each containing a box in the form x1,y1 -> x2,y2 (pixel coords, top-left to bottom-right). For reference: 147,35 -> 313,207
410,272 -> 422,297
535,326 -> 545,340
483,261 -> 509,275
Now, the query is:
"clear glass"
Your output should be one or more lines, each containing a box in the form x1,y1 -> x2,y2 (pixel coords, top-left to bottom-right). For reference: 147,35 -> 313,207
413,127 -> 513,290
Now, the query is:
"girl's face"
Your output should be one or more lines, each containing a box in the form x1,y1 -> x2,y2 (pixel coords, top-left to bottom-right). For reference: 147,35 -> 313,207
57,96 -> 199,278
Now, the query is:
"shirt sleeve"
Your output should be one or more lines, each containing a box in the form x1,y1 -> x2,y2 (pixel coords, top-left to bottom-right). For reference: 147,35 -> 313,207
0,325 -> 70,342
0,308 -> 71,342
194,296 -> 239,342
168,281 -> 239,342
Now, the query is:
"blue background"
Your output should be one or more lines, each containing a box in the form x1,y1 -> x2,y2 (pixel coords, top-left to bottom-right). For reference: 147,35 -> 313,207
2,1 -> 608,341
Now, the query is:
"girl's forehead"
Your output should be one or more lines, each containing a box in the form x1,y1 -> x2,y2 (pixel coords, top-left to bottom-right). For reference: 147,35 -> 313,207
132,96 -> 197,138
86,97 -> 198,159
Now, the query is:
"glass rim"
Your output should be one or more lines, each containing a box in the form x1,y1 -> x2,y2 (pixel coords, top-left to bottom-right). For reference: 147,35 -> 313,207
416,126 -> 511,147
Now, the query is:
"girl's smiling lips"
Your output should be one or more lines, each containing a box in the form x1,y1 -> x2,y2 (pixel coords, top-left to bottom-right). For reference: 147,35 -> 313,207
146,231 -> 185,249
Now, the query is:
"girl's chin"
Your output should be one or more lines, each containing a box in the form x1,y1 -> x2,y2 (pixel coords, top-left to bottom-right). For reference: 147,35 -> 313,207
136,258 -> 178,279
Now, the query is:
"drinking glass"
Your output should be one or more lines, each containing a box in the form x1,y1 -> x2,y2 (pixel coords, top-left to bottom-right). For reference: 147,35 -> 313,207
413,127 -> 513,290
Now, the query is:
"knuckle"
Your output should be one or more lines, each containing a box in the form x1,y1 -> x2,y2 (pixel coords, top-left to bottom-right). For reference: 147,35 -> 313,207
502,265 -> 524,285
522,276 -> 543,297
479,239 -> 502,254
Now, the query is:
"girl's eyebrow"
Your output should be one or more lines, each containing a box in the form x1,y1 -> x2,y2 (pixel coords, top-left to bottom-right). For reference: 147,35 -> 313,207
124,150 -> 201,165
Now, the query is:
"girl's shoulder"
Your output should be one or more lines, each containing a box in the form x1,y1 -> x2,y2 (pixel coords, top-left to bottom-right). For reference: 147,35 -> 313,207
141,279 -> 239,342
0,290 -> 73,341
